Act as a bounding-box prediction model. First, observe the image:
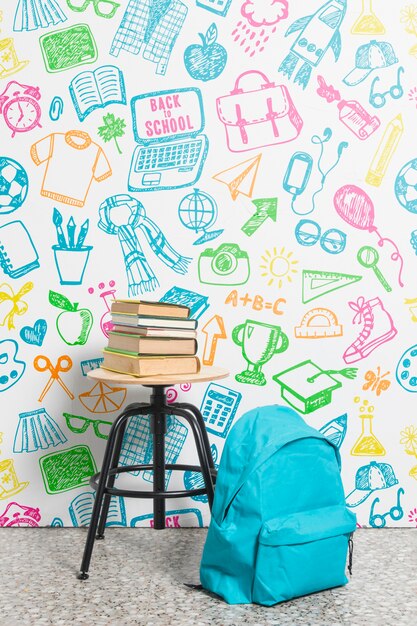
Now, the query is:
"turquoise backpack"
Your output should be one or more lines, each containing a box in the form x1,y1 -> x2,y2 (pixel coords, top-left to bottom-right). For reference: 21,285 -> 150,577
200,404 -> 357,605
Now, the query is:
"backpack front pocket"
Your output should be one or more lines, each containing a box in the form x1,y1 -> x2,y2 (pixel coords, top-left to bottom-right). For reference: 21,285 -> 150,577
252,505 -> 356,606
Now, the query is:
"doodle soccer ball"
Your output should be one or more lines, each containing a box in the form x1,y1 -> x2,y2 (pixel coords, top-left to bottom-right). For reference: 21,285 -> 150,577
0,157 -> 28,214
395,158 -> 417,214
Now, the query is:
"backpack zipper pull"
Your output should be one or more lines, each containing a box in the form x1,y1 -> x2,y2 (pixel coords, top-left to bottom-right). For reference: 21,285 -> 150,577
348,533 -> 354,575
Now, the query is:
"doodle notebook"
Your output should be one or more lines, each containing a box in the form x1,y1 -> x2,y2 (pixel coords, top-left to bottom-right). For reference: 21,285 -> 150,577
0,220 -> 39,279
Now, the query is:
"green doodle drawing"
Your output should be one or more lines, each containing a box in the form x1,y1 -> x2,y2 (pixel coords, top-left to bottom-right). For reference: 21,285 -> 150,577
273,360 -> 358,414
97,113 -> 126,154
49,289 -> 93,346
302,269 -> 362,303
357,245 -> 392,292
66,0 -> 120,20
39,445 -> 97,494
198,243 -> 250,285
232,319 -> 289,386
39,24 -> 97,73
241,198 -> 278,237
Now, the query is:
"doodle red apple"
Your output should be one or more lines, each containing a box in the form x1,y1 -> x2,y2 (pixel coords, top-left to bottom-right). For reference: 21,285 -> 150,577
49,290 -> 93,346
184,23 -> 227,82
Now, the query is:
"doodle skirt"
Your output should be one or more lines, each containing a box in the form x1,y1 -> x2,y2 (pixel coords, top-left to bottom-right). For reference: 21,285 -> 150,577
13,0 -> 67,32
13,409 -> 67,453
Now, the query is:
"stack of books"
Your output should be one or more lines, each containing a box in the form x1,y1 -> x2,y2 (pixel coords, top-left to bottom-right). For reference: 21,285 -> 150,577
101,299 -> 200,377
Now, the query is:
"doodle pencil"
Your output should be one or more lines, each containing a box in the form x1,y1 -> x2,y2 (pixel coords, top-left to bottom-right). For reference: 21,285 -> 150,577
67,217 -> 76,249
75,219 -> 89,249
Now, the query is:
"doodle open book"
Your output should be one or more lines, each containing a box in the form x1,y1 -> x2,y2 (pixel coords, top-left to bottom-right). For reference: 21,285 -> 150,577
69,66 -> 126,122
0,220 -> 39,279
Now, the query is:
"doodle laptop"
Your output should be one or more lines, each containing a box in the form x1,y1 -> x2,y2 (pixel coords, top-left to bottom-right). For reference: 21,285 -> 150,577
129,87 -> 208,192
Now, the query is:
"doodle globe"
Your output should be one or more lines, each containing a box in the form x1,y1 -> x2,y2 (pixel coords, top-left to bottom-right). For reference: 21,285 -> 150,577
0,157 -> 28,214
178,188 -> 217,233
395,158 -> 417,214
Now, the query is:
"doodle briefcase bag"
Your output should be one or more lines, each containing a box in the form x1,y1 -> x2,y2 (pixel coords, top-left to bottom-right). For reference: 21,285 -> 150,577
216,70 -> 303,152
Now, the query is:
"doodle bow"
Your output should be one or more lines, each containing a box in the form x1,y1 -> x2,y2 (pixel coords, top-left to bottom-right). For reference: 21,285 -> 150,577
0,282 -> 33,329
98,194 -> 191,296
349,296 -> 367,324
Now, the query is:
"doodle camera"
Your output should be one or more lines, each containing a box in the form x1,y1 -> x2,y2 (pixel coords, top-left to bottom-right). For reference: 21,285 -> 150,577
198,243 -> 250,285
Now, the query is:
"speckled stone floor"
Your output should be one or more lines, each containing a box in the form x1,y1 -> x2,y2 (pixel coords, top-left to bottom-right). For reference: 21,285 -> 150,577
1,528 -> 416,626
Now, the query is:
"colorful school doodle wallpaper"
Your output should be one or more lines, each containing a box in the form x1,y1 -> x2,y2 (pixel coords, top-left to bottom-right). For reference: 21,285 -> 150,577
1,0 -> 417,529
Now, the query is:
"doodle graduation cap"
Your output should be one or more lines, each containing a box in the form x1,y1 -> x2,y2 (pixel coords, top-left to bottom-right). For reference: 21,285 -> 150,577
272,360 -> 357,414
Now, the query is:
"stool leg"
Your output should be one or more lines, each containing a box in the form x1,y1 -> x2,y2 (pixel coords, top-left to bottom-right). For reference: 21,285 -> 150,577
96,405 -> 152,539
173,402 -> 214,469
77,404 -> 143,580
150,387 -> 166,530
170,407 -> 215,509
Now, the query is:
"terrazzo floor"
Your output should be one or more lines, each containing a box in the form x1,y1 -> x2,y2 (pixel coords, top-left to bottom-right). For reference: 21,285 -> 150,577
1,528 -> 416,626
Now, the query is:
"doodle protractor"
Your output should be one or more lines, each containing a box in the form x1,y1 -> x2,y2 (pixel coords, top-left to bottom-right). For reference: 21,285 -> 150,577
295,307 -> 343,338
78,381 -> 127,414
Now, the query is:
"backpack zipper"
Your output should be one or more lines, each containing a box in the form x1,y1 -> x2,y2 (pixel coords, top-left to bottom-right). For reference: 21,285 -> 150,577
348,532 -> 354,575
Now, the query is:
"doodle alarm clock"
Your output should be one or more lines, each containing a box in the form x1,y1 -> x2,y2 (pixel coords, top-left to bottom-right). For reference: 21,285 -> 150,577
396,344 -> 417,391
0,82 -> 42,138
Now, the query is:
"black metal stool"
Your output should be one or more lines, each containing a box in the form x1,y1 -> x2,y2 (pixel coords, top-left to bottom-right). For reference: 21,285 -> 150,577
77,372 -> 226,580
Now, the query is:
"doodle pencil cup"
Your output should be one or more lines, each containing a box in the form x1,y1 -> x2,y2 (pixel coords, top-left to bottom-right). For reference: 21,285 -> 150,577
53,245 -> 92,285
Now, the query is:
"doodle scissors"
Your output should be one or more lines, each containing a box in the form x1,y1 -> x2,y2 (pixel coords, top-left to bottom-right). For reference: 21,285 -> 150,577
66,0 -> 120,19
34,355 -> 74,402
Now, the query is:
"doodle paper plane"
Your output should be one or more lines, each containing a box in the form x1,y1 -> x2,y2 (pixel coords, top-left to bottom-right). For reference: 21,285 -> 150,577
212,154 -> 262,200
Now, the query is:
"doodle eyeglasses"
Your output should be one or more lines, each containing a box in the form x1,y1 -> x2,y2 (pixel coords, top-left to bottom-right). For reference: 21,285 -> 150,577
63,412 -> 112,440
295,219 -> 347,255
66,0 -> 120,19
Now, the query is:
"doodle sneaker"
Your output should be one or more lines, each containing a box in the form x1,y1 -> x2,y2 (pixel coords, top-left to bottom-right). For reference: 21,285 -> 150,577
343,296 -> 397,364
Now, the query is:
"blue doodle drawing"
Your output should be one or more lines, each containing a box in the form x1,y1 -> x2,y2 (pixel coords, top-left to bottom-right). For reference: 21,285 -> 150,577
184,23 -> 227,82
80,357 -> 103,376
295,219 -> 346,255
0,221 -> 39,279
200,383 -> 242,438
369,66 -> 404,109
160,285 -> 209,319
20,319 -> 48,346
0,339 -> 26,393
345,461 -> 399,508
69,491 -> 127,527
130,507 -> 204,527
279,0 -> 346,88
369,487 -> 404,528
283,152 -> 313,214
69,65 -> 126,122
310,128 -> 348,213
50,517 -> 64,526
98,194 -> 191,296
109,0 -> 188,76
13,0 -> 67,31
178,188 -> 223,245
49,96 -> 64,121
395,344 -> 417,392
319,413 -> 347,449
128,87 -> 208,192
119,413 -> 188,488
13,408 -> 67,453
52,210 -> 92,285
0,157 -> 29,215
395,158 -> 417,214
183,443 -> 218,503
196,0 -> 232,17
343,40 -> 398,87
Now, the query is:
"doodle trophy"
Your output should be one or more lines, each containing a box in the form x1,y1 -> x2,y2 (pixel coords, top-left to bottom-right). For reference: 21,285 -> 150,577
232,320 -> 289,386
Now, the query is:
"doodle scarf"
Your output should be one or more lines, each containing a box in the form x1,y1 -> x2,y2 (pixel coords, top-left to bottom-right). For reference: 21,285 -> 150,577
98,194 -> 191,295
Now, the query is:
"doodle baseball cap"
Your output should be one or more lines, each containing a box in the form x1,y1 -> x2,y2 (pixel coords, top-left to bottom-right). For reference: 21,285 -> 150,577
345,461 -> 399,507
343,40 -> 398,86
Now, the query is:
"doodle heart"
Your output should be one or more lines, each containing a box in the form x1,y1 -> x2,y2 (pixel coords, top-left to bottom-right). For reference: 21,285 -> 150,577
0,339 -> 25,392
20,319 -> 47,345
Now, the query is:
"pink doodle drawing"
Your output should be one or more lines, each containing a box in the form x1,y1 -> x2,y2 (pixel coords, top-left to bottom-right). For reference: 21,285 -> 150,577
216,70 -> 302,152
343,296 -> 397,364
0,80 -> 41,138
334,184 -> 404,287
232,0 -> 288,56
88,280 -> 117,338
166,383 -> 192,403
0,501 -> 41,526
316,75 -> 380,140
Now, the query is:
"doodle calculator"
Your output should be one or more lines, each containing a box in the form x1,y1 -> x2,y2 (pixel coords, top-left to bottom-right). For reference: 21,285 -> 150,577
196,0 -> 232,17
200,383 -> 242,438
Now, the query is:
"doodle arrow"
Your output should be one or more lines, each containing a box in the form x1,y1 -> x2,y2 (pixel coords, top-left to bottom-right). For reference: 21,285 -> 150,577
241,197 -> 278,236
202,315 -> 227,366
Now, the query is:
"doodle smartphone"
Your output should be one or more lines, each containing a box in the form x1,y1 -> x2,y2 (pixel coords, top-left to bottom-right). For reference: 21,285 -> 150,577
283,152 -> 313,196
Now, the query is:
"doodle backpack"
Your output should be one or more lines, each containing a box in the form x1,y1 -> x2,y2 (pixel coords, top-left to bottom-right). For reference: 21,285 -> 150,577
199,404 -> 357,605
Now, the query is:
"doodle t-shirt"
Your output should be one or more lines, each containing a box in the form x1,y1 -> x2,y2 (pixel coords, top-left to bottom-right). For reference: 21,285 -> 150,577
30,131 -> 112,207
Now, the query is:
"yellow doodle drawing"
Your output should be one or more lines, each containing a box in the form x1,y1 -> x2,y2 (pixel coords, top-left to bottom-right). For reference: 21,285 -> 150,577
212,154 -> 261,200
351,0 -> 386,34
400,4 -> 417,57
260,247 -> 298,288
351,397 -> 386,456
0,432 -> 3,454
400,425 -> 417,457
409,465 -> 417,479
366,115 -> 403,187
0,458 -> 29,500
294,307 -> 343,339
0,281 -> 33,329
0,38 -> 29,78
404,297 -> 417,321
